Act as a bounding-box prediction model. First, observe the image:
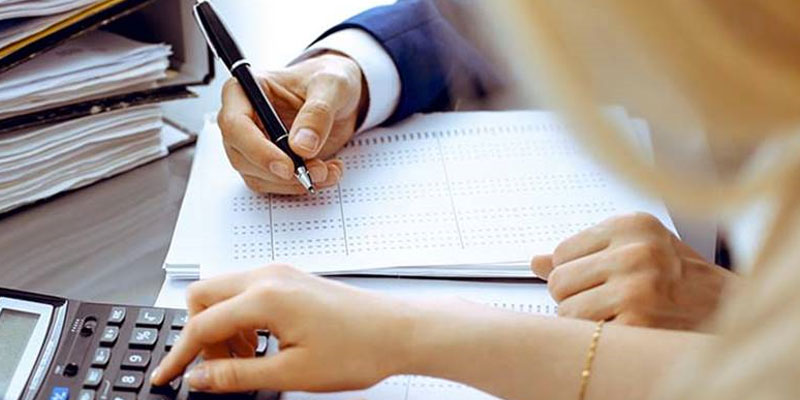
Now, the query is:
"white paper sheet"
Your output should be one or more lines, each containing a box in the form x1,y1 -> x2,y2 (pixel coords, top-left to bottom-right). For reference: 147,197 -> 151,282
165,110 -> 675,279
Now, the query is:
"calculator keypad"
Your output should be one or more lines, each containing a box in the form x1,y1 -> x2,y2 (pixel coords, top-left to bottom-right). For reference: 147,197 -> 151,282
47,304 -> 271,400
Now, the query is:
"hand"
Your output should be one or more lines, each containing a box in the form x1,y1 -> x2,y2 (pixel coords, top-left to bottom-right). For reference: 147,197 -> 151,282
151,264 -> 414,393
531,213 -> 738,330
218,53 -> 366,195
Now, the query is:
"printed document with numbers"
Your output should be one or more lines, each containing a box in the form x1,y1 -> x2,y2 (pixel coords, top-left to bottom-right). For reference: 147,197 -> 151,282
164,110 -> 674,279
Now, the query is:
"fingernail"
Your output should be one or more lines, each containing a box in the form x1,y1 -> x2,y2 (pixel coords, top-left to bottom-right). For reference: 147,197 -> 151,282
149,367 -> 160,383
185,365 -> 210,390
269,161 -> 292,180
292,128 -> 319,152
309,165 -> 327,183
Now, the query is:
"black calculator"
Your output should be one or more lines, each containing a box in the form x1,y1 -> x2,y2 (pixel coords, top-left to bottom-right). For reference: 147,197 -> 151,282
0,287 -> 279,400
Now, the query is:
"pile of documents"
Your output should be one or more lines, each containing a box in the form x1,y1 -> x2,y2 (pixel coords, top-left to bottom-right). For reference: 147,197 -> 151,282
0,10 -> 175,213
0,0 -> 103,49
164,109 -> 676,280
0,105 -> 167,213
0,30 -> 172,118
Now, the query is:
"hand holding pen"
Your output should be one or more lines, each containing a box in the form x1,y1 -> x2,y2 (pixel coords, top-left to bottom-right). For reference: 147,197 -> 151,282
195,0 -> 364,194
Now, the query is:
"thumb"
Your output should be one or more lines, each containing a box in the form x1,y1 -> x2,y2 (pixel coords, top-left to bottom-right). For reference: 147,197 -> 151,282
185,350 -> 301,393
289,74 -> 353,158
530,254 -> 555,279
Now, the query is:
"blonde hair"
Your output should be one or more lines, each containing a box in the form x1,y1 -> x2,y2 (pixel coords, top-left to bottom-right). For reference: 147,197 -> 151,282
481,0 -> 800,398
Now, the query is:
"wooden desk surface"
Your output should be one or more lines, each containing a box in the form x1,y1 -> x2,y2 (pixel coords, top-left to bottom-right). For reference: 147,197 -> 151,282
0,147 -> 193,305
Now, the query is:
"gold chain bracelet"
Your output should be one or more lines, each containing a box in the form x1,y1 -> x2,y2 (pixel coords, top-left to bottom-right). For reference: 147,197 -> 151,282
578,320 -> 606,400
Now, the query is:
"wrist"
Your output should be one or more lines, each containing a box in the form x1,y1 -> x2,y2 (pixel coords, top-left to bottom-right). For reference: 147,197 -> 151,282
397,297 -> 480,377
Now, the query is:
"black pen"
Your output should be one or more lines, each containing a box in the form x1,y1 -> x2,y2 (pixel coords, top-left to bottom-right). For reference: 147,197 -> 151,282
193,0 -> 315,193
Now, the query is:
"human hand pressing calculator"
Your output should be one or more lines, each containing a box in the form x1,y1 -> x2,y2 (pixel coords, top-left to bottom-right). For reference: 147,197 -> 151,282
0,287 -> 278,400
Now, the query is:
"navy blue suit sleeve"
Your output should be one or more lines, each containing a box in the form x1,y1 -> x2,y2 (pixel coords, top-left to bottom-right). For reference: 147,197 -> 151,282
313,0 -> 500,125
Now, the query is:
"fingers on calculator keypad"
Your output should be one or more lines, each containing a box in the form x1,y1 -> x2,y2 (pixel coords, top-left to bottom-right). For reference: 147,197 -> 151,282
152,376 -> 183,396
65,305 -> 267,399
166,330 -> 181,350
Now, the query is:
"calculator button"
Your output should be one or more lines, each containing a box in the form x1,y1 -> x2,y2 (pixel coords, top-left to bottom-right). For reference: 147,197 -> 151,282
256,335 -> 268,356
91,348 -> 111,367
165,330 -> 181,350
83,368 -> 103,388
108,307 -> 127,325
129,328 -> 159,348
120,350 -> 151,370
136,309 -> 165,327
77,389 -> 95,400
151,376 -> 182,396
114,371 -> 144,391
171,311 -> 188,329
49,387 -> 69,400
100,326 -> 119,346
108,392 -> 135,400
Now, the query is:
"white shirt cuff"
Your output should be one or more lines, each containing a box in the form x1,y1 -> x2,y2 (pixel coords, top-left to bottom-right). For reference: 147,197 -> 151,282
294,28 -> 401,133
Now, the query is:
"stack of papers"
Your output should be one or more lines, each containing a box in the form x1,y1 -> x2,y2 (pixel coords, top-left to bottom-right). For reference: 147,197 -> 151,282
0,29 -> 172,118
0,104 -> 168,213
0,0 -> 102,49
0,24 -> 177,214
164,109 -> 676,280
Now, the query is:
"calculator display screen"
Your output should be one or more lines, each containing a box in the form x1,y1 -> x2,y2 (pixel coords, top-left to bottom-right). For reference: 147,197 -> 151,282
0,297 -> 53,400
0,309 -> 39,396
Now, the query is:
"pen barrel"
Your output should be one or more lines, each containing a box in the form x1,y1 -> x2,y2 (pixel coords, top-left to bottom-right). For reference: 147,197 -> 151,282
194,1 -> 244,69
233,66 -> 306,169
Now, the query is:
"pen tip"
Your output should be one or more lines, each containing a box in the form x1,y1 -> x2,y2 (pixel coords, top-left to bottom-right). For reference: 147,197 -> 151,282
309,187 -> 317,195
